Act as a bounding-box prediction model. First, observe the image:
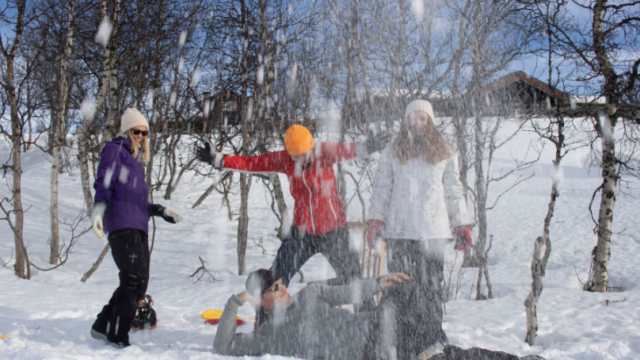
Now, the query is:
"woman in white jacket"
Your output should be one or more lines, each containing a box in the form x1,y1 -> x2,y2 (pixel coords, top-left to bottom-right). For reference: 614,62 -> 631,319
367,100 -> 473,359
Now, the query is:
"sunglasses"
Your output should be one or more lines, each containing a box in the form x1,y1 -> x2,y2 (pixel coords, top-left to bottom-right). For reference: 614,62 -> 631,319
263,279 -> 282,294
132,129 -> 149,136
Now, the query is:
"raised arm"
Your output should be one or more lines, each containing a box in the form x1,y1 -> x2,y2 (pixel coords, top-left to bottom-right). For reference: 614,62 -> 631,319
213,295 -> 264,356
314,142 -> 360,167
196,142 -> 289,174
222,150 -> 290,174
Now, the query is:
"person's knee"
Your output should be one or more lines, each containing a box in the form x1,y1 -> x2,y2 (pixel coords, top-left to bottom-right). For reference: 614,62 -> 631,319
119,271 -> 147,300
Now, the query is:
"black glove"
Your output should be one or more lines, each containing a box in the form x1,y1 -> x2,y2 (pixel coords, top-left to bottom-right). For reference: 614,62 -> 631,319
196,142 -> 225,169
150,204 -> 183,224
363,130 -> 392,154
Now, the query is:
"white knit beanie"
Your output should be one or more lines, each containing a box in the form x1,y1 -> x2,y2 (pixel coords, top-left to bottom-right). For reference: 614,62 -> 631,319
120,108 -> 149,133
404,100 -> 435,122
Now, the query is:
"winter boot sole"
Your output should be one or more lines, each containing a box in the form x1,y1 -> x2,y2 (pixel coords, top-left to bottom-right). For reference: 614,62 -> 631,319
90,328 -> 108,342
418,342 -> 445,360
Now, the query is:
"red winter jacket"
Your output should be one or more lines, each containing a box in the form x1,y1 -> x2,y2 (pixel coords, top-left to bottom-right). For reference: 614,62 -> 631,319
223,142 -> 358,235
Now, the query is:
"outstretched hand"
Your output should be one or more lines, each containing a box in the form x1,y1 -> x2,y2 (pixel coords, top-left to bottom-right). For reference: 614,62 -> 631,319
378,273 -> 410,289
196,142 -> 214,164
363,130 -> 393,155
151,204 -> 183,224
366,219 -> 385,250
196,142 -> 225,169
91,201 -> 107,239
453,226 -> 473,253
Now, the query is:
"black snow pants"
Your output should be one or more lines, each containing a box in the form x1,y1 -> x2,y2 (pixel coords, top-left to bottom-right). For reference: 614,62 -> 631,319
92,228 -> 150,345
379,239 -> 449,359
273,224 -> 364,287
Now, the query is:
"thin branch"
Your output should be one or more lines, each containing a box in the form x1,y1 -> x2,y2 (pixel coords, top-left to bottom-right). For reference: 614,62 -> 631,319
189,256 -> 219,283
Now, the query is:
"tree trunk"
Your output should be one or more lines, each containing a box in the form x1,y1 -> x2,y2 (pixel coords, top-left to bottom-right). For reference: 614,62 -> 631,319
81,244 -> 110,283
469,111 -> 487,270
238,173 -> 251,275
272,174 -> 290,240
77,131 -> 95,214
524,236 -> 545,345
4,0 -> 27,279
50,0 -> 75,265
50,140 -> 61,264
593,128 -> 616,292
10,105 -> 26,279
236,0 -> 250,275
102,0 -> 121,143
591,0 -> 620,294
192,183 -> 216,209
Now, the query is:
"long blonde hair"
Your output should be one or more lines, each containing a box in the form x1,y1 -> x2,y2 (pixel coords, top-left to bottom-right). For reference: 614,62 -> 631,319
125,129 -> 150,164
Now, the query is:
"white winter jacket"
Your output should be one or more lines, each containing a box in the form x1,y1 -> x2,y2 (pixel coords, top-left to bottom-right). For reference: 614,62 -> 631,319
368,145 -> 471,240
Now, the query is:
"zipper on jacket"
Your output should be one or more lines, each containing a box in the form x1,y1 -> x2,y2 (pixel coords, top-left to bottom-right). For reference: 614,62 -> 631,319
124,183 -> 128,207
328,199 -> 337,221
302,167 -> 316,234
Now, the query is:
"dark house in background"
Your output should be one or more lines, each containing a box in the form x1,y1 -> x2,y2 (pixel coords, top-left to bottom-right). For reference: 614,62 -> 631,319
179,72 -> 637,134
479,71 -> 571,116
200,91 -> 242,131
430,71 -> 573,117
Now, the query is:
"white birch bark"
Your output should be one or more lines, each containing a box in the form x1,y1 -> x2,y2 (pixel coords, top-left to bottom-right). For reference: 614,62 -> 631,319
592,0 -> 619,293
1,0 -> 28,278
237,0 -> 250,275
50,0 -> 75,265
101,0 -> 121,143
524,236 -> 545,345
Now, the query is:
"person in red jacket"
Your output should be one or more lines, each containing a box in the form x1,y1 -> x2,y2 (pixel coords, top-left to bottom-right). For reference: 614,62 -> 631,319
196,125 -> 388,292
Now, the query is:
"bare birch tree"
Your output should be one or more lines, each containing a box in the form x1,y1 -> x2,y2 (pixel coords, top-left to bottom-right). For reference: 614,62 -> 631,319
48,0 -> 75,265
0,0 -> 31,279
518,0 -> 640,293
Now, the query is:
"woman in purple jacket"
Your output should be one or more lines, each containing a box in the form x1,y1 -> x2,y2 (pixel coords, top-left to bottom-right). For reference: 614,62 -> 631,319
89,108 -> 182,348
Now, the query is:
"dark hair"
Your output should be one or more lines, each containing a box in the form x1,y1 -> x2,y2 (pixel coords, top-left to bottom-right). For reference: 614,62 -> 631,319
246,269 -> 280,327
245,269 -> 280,300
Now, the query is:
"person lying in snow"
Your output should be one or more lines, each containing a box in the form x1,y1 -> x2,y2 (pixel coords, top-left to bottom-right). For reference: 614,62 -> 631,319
196,125 -> 389,300
213,268 -> 409,359
213,269 -> 543,360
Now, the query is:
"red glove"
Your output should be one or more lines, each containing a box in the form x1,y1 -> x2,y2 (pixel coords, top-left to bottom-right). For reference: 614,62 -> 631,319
366,219 -> 385,250
453,226 -> 473,253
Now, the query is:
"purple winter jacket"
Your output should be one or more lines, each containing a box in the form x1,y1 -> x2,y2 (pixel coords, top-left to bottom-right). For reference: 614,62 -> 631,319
94,136 -> 153,235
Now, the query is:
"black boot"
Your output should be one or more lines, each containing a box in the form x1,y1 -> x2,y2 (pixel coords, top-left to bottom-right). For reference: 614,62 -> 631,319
91,304 -> 112,336
105,288 -> 136,347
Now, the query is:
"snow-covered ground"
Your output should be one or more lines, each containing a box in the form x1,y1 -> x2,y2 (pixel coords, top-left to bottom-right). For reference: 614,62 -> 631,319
1,128 -> 639,360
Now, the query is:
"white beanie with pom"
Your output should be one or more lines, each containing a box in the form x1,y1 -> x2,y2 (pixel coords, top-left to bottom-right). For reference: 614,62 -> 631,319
120,108 -> 149,133
404,100 -> 435,122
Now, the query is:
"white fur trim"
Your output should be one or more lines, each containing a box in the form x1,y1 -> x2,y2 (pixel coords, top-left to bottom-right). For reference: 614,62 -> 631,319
214,152 -> 225,168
